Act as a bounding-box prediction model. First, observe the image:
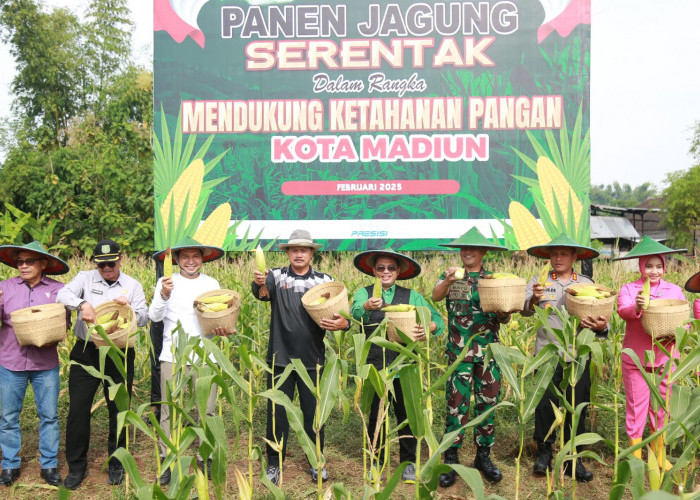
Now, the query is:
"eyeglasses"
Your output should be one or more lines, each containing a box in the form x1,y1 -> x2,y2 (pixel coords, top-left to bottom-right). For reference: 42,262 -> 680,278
16,259 -> 40,267
97,261 -> 117,269
375,265 -> 397,272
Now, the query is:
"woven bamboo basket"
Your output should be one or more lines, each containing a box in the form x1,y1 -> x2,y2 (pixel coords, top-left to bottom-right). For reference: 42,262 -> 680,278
194,289 -> 241,335
11,303 -> 67,347
641,299 -> 690,340
478,277 -> 527,313
565,283 -> 617,321
92,302 -> 137,348
301,282 -> 349,328
385,310 -> 419,344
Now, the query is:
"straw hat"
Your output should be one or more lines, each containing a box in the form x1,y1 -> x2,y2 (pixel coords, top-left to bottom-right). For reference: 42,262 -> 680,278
612,235 -> 685,261
277,229 -> 322,250
439,227 -> 507,251
685,271 -> 700,293
152,237 -> 225,263
527,233 -> 599,260
353,248 -> 421,280
0,241 -> 69,275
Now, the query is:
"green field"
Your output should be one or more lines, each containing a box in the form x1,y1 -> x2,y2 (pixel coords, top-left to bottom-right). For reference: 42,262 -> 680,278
1,251 -> 698,499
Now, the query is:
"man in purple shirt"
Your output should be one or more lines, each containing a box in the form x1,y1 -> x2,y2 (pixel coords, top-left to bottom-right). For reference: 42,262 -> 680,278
0,241 -> 70,487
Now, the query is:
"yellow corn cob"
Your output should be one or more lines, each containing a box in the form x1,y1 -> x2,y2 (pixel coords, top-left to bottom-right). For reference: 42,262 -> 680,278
199,294 -> 234,304
202,302 -> 228,312
641,277 -> 650,310
310,297 -> 327,305
454,268 -> 465,280
163,248 -> 173,277
372,276 -> 382,298
538,265 -> 550,287
193,202 -> 231,248
381,304 -> 415,312
255,245 -> 266,273
99,319 -> 119,331
97,310 -> 118,325
509,201 -> 550,250
536,157 -> 583,230
492,272 -> 520,279
159,159 -> 204,234
118,321 -> 129,329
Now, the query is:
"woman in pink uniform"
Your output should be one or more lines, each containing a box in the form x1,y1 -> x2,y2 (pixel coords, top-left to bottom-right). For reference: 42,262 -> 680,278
614,236 -> 686,466
685,271 -> 700,319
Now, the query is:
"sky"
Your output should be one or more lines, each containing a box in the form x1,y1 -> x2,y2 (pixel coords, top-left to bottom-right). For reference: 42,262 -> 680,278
1,0 -> 699,192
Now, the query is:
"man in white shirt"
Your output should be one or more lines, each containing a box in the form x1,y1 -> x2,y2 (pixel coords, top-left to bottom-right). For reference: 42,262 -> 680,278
56,239 -> 148,489
149,238 -> 233,486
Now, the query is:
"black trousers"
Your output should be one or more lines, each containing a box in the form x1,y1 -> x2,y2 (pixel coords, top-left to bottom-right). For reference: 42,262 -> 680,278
65,340 -> 135,473
368,376 -> 417,464
534,358 -> 591,445
149,320 -> 163,411
266,365 -> 323,467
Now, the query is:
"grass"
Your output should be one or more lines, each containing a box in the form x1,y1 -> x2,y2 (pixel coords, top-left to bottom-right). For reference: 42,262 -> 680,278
0,251 -> 698,498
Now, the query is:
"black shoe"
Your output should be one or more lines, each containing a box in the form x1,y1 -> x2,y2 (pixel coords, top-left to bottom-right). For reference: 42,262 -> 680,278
439,447 -> 459,488
474,445 -> 503,483
266,465 -> 280,485
197,458 -> 212,479
533,442 -> 552,475
108,464 -> 125,485
40,467 -> 61,486
563,458 -> 593,482
159,467 -> 171,487
0,468 -> 20,486
63,470 -> 87,490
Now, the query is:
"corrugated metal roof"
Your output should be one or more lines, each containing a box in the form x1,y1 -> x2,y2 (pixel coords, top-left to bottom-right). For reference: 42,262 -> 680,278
591,216 -> 640,240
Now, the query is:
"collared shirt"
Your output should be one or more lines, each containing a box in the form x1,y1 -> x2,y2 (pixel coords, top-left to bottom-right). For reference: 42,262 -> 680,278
149,272 -> 220,363
252,266 -> 333,368
0,275 -> 68,371
56,269 -> 149,341
350,283 -> 445,335
523,270 -> 594,354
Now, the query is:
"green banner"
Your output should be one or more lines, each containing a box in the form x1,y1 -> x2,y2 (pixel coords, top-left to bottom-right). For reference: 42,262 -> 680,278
154,0 -> 590,251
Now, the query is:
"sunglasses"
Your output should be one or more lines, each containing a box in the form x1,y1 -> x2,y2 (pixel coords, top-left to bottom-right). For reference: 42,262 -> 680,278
16,258 -> 42,267
97,261 -> 117,269
375,265 -> 397,272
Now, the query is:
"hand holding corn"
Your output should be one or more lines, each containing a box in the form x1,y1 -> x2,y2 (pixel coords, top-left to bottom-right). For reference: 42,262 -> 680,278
446,266 -> 465,282
364,296 -> 384,311
160,276 -> 174,299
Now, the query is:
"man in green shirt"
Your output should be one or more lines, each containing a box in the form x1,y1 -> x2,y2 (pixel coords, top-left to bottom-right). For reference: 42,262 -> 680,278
433,228 -> 511,487
350,249 -> 444,484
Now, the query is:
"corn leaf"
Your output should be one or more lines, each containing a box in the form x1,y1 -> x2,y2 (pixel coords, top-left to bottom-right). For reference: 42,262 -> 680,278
399,364 -> 426,438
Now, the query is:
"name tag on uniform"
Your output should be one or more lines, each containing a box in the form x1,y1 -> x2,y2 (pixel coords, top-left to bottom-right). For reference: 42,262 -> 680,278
449,281 -> 472,300
92,289 -> 103,295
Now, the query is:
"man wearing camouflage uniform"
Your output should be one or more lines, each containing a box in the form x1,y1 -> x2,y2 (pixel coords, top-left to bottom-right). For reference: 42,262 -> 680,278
432,228 -> 511,486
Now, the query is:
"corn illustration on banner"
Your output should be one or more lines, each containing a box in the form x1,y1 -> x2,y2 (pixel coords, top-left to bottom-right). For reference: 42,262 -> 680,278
153,0 -> 591,251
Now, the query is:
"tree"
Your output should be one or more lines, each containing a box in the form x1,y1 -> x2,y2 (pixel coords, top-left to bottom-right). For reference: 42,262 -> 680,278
0,0 -> 87,149
590,182 -> 658,207
662,165 -> 700,250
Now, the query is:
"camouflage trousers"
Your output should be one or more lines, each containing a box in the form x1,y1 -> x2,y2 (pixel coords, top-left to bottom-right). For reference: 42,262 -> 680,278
444,356 -> 501,448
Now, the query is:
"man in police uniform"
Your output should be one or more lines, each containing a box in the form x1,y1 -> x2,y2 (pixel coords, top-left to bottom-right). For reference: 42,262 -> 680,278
57,240 -> 149,489
523,234 -> 607,482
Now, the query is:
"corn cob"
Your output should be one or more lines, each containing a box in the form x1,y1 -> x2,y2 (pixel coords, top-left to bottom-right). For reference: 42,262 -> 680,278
508,201 -> 550,250
255,245 -> 266,273
199,302 -> 228,312
198,294 -> 234,304
372,276 -> 382,298
163,248 -> 173,277
453,268 -> 465,279
97,310 -> 119,325
160,158 -> 204,235
536,157 -> 583,230
381,304 -> 415,312
538,265 -> 550,287
491,272 -> 520,279
640,277 -> 650,310
193,202 -> 231,247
